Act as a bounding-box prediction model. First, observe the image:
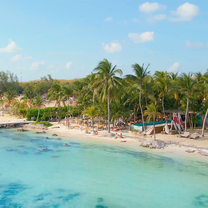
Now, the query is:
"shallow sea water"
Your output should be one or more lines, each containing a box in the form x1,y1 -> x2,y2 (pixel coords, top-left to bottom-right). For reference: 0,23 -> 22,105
0,129 -> 208,207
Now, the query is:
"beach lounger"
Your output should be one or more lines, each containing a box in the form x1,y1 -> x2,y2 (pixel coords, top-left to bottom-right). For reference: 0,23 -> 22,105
98,125 -> 103,130
177,132 -> 190,138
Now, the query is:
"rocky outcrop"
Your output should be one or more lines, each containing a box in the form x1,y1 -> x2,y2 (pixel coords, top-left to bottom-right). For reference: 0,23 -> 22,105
198,151 -> 208,156
36,131 -> 46,134
23,124 -> 48,130
185,149 -> 196,153
140,140 -> 165,149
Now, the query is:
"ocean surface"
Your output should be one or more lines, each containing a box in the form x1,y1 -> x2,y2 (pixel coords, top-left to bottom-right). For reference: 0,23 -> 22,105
0,129 -> 208,208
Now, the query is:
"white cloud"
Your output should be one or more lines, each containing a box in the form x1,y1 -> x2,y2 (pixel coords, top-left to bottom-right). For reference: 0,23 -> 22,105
66,62 -> 73,69
30,61 -> 45,70
11,54 -> 32,62
168,62 -> 181,72
105,17 -> 113,22
139,2 -> 166,13
170,3 -> 200,22
185,40 -> 204,48
103,42 -> 122,53
0,39 -> 23,53
128,32 -> 154,43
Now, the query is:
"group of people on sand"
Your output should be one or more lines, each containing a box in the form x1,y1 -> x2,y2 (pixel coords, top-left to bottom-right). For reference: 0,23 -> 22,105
85,129 -> 98,135
115,133 -> 123,139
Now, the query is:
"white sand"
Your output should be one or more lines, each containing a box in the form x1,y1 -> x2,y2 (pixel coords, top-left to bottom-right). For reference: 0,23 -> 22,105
0,114 -> 25,123
39,123 -> 208,159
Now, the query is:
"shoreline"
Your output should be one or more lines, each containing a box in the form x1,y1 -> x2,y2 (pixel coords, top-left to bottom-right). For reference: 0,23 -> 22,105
22,123 -> 208,161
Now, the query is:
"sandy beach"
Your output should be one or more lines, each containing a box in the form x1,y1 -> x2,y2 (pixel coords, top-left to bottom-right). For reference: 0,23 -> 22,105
1,113 -> 208,159
0,114 -> 25,123
23,122 -> 208,160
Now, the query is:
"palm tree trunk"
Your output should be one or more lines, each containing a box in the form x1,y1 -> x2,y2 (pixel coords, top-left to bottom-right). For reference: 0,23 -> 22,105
107,88 -> 110,133
202,108 -> 208,137
162,95 -> 167,121
58,103 -> 61,122
67,97 -> 69,129
92,116 -> 94,132
139,85 -> 145,131
185,97 -> 189,132
37,108 -> 40,121
153,115 -> 156,141
134,108 -> 136,123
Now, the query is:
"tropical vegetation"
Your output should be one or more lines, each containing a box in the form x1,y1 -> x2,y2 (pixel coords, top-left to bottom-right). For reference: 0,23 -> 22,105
1,59 -> 208,136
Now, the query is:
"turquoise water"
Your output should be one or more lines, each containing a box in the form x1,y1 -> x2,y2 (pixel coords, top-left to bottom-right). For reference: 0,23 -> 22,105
0,129 -> 208,207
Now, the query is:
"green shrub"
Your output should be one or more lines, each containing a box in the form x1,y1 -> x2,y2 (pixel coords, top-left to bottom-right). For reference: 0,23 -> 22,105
32,121 -> 53,127
26,106 -> 78,121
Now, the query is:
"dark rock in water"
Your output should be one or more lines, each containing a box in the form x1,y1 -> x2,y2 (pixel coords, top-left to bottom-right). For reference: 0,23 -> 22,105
63,143 -> 69,146
97,198 -> 104,203
39,145 -> 47,148
194,195 -> 208,207
95,205 -> 108,208
17,128 -> 27,132
36,131 -> 46,134
6,149 -> 16,151
18,151 -> 27,154
64,193 -> 80,201
55,138 -> 62,140
51,155 -> 59,158
45,137 -> 49,139
41,148 -> 49,151
52,134 -> 58,136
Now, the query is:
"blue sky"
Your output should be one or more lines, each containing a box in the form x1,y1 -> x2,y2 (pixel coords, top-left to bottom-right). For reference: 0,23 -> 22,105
0,0 -> 207,81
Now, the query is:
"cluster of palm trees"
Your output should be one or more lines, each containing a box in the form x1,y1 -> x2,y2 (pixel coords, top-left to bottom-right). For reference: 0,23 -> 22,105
2,58 -> 208,136
68,59 -> 208,135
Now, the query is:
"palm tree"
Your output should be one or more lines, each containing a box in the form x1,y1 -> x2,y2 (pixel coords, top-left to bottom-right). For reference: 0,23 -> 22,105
22,85 -> 35,105
0,99 -> 5,111
4,87 -> 17,106
48,83 -> 65,121
201,73 -> 208,136
154,71 -> 171,121
202,104 -> 208,137
177,73 -> 197,132
144,103 -> 161,141
86,73 -> 97,104
33,94 -> 45,121
83,106 -> 98,132
93,59 -> 123,133
126,63 -> 150,131
62,85 -> 73,128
